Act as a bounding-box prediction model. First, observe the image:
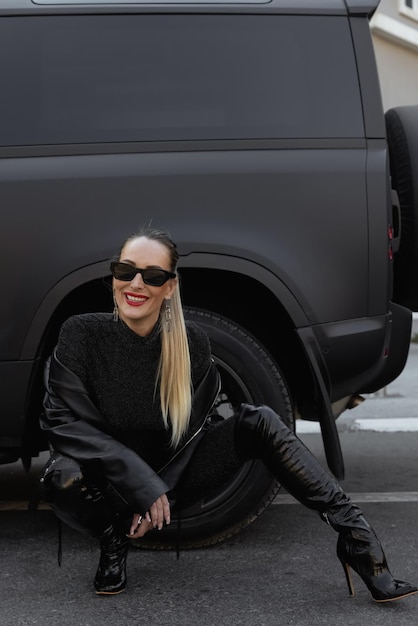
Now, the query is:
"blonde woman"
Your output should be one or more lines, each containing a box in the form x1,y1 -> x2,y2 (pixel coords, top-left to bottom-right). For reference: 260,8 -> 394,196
41,228 -> 417,602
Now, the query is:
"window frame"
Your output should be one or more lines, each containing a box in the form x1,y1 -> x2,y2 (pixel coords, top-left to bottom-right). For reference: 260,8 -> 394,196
0,13 -> 364,147
400,0 -> 418,22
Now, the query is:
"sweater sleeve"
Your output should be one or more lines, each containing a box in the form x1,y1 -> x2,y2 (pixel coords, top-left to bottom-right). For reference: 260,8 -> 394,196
41,346 -> 169,515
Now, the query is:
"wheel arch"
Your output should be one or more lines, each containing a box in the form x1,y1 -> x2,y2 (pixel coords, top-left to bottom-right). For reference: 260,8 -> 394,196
179,265 -> 319,421
21,255 -> 321,459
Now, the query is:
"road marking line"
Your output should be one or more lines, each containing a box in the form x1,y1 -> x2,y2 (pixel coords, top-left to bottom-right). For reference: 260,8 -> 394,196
0,501 -> 50,511
352,418 -> 418,432
273,492 -> 418,504
2,493 -> 418,511
296,418 -> 418,434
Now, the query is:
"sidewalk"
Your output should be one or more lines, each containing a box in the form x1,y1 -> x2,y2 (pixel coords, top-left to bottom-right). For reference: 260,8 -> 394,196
412,311 -> 418,340
297,337 -> 418,434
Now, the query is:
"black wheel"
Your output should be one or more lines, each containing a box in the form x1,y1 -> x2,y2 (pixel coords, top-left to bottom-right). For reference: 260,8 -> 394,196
138,307 -> 294,549
386,105 -> 418,311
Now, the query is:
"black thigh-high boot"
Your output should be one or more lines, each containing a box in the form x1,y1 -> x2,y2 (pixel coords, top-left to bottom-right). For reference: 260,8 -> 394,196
93,523 -> 130,596
49,476 -> 130,595
235,404 -> 418,603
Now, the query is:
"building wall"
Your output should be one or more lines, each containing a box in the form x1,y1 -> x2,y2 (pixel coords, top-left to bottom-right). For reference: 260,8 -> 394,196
371,0 -> 418,110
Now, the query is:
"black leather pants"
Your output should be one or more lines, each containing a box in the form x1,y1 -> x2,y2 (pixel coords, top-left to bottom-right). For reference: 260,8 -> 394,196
234,403 -> 367,531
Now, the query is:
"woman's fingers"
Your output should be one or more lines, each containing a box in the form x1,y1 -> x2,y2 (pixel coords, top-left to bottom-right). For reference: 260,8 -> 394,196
127,495 -> 171,538
127,515 -> 153,539
162,494 -> 171,526
128,512 -> 143,536
149,495 -> 171,530
149,499 -> 163,530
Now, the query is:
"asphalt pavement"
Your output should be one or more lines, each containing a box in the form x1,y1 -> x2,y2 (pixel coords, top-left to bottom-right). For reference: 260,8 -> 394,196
1,335 -> 418,625
2,498 -> 418,626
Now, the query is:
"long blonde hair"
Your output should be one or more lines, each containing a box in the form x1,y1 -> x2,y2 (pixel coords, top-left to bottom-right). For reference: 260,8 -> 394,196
119,228 -> 192,447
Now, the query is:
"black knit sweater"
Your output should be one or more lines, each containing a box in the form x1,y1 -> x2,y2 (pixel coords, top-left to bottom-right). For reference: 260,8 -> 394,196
55,313 -> 211,471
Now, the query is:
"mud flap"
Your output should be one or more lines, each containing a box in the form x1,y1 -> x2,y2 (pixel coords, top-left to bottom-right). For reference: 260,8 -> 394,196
297,327 -> 345,480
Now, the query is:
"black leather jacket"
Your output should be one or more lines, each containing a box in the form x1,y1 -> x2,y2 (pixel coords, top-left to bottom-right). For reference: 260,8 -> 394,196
41,348 -> 221,515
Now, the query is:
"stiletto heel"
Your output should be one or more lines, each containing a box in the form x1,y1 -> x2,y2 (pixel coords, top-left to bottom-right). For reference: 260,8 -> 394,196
337,534 -> 418,602
339,559 -> 355,597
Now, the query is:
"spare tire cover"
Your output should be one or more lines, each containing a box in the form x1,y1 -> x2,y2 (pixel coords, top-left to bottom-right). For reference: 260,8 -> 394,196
385,105 -> 418,311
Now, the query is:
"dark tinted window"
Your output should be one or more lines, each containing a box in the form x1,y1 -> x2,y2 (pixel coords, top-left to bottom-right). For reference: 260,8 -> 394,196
0,15 -> 363,145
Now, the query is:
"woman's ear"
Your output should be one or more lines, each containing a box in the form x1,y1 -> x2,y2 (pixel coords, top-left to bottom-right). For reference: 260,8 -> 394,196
166,277 -> 178,299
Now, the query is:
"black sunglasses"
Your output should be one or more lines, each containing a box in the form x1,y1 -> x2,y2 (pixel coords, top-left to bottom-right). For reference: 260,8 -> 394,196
110,262 -> 176,286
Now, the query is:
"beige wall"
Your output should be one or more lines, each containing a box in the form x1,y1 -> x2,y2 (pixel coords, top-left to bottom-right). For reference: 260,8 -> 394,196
371,0 -> 418,111
372,35 -> 418,110
377,0 -> 416,25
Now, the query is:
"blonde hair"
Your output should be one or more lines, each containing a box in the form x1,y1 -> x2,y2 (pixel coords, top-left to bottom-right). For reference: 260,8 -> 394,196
158,286 -> 192,447
119,228 -> 192,447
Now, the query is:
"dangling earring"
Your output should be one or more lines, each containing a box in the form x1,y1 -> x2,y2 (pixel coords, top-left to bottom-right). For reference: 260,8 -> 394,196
113,291 -> 119,323
164,299 -> 172,333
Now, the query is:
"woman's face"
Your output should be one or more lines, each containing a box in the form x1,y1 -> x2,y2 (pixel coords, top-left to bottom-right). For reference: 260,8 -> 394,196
113,236 -> 177,336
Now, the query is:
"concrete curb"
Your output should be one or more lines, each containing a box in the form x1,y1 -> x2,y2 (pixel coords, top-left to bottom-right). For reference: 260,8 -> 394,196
296,416 -> 418,434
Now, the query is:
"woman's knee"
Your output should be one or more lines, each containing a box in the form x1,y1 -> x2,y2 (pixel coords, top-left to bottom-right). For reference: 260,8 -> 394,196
235,403 -> 290,460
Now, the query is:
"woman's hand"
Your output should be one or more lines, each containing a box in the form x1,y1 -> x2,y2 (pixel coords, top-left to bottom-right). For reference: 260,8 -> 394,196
127,494 -> 171,539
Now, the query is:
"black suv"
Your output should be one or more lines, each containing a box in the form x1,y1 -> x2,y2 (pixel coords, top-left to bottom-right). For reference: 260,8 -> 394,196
1,0 -> 418,547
